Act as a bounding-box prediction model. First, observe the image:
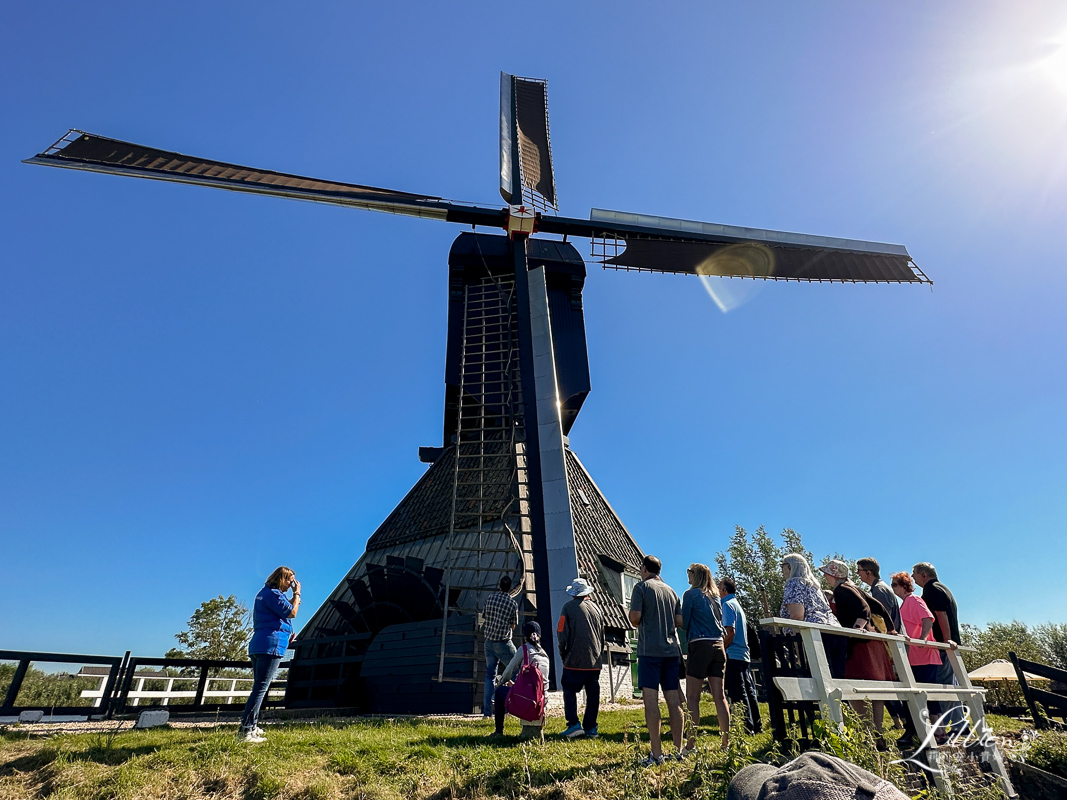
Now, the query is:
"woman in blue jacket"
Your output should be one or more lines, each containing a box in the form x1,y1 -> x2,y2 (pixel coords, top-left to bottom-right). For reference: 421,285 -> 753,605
240,566 -> 301,742
681,563 -> 730,752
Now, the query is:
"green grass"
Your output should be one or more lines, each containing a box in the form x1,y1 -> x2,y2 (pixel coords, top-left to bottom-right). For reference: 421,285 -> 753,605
0,706 -> 777,800
0,706 -> 1030,800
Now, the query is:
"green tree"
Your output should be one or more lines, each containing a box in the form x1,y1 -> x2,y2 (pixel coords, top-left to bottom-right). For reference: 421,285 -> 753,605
959,620 -> 1047,669
166,595 -> 252,662
714,525 -> 812,624
1035,623 -> 1067,669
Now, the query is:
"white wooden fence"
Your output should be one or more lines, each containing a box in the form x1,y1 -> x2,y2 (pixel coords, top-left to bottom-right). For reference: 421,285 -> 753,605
760,617 -> 1016,798
78,672 -> 284,707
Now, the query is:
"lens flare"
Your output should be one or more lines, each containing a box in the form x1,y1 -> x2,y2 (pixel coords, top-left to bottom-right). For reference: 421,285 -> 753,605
1035,28 -> 1067,95
694,243 -> 774,313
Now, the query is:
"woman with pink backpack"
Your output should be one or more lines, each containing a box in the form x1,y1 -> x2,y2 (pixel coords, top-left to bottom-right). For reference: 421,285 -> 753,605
488,621 -> 550,742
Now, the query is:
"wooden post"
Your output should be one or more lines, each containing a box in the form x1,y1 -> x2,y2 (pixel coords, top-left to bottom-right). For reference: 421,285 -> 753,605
799,628 -> 843,727
887,636 -> 947,794
1010,651 -> 1046,730
759,618 -> 1016,799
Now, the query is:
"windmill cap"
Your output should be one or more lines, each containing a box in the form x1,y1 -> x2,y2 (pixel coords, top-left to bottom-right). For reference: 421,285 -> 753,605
567,578 -> 594,597
728,752 -> 908,800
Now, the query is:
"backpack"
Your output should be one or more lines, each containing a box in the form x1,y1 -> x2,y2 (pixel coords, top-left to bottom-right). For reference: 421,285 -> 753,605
505,644 -> 547,722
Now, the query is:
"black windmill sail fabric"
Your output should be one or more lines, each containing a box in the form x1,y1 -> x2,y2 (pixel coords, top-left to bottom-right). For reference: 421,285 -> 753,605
512,77 -> 556,207
26,130 -> 454,220
539,209 -> 930,285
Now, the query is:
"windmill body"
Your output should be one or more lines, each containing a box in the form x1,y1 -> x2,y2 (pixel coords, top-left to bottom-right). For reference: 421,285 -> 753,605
26,73 -> 929,713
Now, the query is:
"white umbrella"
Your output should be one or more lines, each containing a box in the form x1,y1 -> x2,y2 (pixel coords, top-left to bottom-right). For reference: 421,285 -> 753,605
967,659 -> 1044,682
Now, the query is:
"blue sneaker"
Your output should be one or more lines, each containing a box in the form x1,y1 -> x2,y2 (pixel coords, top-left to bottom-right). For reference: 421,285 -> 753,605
584,726 -> 598,739
561,723 -> 585,739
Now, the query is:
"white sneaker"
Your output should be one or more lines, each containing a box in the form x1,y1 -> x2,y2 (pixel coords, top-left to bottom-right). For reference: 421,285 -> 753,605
241,730 -> 267,743
252,726 -> 265,737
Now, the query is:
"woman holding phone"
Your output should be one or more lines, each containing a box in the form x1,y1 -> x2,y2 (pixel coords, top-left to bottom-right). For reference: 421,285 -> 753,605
240,566 -> 300,743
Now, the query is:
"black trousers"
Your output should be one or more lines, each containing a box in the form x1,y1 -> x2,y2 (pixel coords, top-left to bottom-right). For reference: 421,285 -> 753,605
823,633 -> 848,679
724,658 -> 763,733
493,684 -> 510,733
560,667 -> 601,730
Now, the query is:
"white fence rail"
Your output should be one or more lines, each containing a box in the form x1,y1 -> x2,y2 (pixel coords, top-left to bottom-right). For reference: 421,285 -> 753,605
79,674 -> 284,707
759,617 -> 1015,798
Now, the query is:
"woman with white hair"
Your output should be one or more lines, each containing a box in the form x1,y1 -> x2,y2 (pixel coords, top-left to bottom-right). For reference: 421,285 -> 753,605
778,554 -> 846,678
779,554 -> 836,625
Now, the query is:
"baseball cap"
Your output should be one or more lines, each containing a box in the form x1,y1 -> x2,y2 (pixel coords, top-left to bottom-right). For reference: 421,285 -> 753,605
728,752 -> 908,800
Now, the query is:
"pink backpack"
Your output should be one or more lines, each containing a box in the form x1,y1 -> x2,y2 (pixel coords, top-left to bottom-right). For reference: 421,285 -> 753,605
505,645 -> 547,722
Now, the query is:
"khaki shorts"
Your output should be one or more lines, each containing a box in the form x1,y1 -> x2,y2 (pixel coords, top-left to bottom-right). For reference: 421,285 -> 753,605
686,639 -> 727,680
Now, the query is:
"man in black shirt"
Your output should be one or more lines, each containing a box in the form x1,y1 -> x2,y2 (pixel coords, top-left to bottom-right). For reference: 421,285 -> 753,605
912,562 -> 964,739
913,563 -> 959,645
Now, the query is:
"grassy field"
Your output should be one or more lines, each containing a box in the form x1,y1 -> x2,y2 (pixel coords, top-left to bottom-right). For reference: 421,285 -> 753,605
0,705 -> 1026,800
0,705 -> 777,800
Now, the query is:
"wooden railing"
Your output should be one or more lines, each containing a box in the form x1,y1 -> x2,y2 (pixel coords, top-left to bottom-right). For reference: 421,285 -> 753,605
758,618 -> 1015,798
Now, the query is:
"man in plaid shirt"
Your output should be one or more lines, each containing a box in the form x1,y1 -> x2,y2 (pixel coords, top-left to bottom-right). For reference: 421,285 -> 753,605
482,575 -> 519,717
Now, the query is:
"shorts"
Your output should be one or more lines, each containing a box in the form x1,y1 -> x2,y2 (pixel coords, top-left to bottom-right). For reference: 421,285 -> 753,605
686,639 -> 726,680
637,655 -> 682,691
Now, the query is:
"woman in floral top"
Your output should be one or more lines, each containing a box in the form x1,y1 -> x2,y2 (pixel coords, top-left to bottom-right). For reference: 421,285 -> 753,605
778,554 -> 846,678
779,554 -> 837,624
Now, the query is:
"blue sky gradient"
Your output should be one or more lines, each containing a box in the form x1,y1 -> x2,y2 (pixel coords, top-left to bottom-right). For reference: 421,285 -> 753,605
3,1 -> 1066,657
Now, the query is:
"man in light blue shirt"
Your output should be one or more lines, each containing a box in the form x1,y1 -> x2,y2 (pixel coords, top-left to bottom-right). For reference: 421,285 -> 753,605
718,577 -> 763,734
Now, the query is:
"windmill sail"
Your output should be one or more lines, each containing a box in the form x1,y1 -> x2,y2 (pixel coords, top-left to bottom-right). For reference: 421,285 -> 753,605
499,73 -> 557,211
26,130 -> 453,220
539,209 -> 929,284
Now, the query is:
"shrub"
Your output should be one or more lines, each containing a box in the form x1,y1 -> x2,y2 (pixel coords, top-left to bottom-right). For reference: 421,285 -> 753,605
1026,730 -> 1067,780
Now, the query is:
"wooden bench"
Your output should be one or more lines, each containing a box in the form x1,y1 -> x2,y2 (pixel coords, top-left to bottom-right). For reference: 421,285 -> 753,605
760,617 -> 1015,798
1010,651 -> 1067,729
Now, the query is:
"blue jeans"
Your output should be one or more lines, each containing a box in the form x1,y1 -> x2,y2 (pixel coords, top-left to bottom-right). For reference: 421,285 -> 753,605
241,653 -> 282,732
483,639 -> 517,715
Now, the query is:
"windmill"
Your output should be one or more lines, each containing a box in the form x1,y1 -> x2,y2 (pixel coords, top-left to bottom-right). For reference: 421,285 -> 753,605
26,73 -> 929,714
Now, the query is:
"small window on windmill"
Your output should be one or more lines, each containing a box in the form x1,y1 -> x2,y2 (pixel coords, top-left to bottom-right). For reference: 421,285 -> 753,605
598,553 -> 635,605
622,572 -> 641,605
576,487 -> 591,507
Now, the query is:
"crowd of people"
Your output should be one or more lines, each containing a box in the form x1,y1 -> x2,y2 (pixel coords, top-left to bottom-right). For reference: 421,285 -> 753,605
481,551 -> 961,765
239,551 -> 962,763
479,555 -> 766,758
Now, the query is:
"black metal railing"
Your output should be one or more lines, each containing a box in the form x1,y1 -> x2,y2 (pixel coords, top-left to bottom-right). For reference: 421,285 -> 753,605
758,630 -> 819,745
1,649 -> 128,718
1,649 -> 287,719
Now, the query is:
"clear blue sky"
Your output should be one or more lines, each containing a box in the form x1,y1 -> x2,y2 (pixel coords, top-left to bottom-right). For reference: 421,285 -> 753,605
3,2 -> 1066,658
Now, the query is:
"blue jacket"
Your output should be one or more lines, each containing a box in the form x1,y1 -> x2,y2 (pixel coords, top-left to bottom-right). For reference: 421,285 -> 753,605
249,586 -> 294,656
681,587 -> 723,642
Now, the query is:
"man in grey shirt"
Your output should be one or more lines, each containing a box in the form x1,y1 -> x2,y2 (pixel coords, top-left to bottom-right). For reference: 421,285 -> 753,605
557,577 -> 606,739
856,558 -> 901,633
629,555 -> 684,765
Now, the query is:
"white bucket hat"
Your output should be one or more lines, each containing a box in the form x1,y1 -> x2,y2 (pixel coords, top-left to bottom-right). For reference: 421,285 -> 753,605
566,578 -> 594,597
